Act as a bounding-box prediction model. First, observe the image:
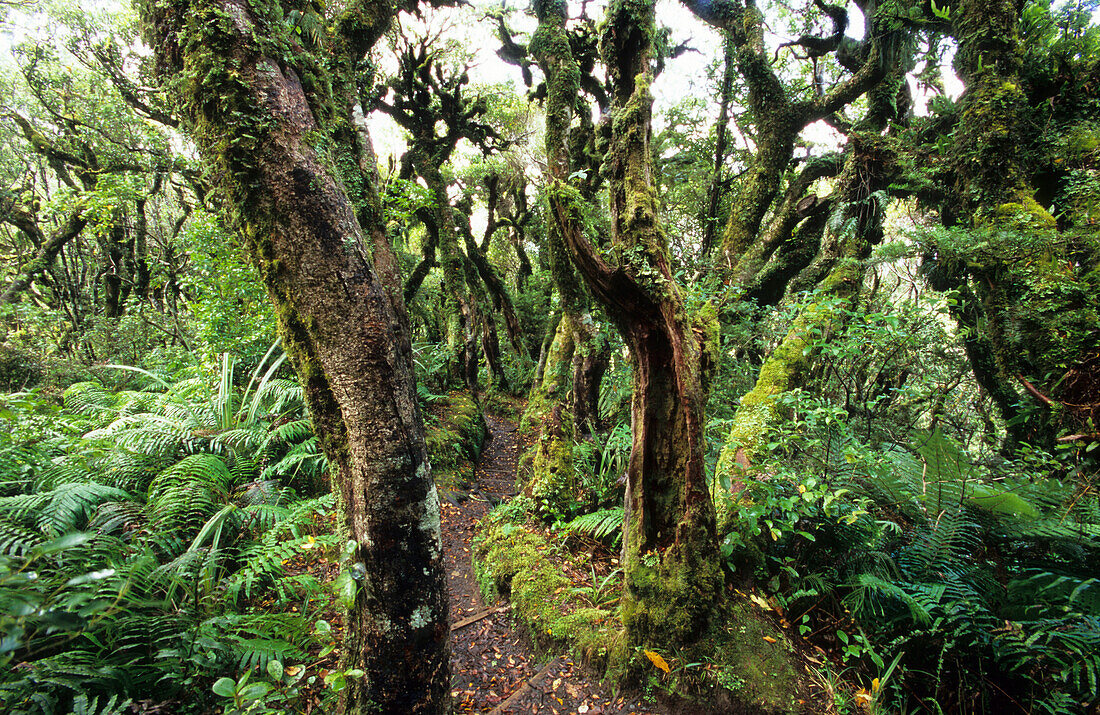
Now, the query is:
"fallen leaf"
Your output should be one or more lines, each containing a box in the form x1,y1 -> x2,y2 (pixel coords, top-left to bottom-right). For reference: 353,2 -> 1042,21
644,650 -> 671,674
762,636 -> 778,643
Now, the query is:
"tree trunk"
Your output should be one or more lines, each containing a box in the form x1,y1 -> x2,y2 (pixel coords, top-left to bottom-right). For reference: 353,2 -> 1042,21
0,204 -> 88,305
571,331 -> 610,434
134,194 -> 152,302
419,159 -> 480,389
102,221 -> 128,318
533,0 -> 723,648
533,309 -> 562,385
699,33 -> 736,257
140,1 -> 450,712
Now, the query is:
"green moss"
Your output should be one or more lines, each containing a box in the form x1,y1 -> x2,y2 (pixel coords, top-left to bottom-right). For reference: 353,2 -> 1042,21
473,513 -> 618,666
983,195 -> 1057,232
715,262 -> 860,529
683,601 -> 803,713
474,506 -> 805,712
526,407 -> 575,519
620,512 -> 724,646
520,317 -> 574,438
425,391 -> 486,490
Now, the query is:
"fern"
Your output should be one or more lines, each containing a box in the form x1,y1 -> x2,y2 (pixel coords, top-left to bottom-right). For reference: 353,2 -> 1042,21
224,494 -> 335,604
563,507 -> 624,544
147,454 -> 232,533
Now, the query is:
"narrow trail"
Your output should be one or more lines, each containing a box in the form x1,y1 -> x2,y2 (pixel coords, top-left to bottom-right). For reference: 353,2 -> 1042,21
441,414 -> 661,715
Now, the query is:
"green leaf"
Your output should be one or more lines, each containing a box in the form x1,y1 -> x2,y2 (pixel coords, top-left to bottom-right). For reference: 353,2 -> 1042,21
324,672 -> 347,692
267,660 -> 284,681
335,570 -> 358,609
212,677 -> 236,698
65,568 -> 116,586
31,532 -> 90,557
40,610 -> 85,631
239,682 -> 272,701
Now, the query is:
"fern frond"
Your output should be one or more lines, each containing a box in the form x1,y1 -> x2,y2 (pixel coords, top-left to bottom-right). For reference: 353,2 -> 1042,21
251,377 -> 303,419
261,436 -> 326,483
564,507 -> 624,543
0,519 -> 43,555
235,481 -> 286,508
262,418 -> 313,449
213,426 -> 268,458
37,483 -> 132,535
147,454 -> 232,537
844,573 -> 939,625
62,382 -> 118,418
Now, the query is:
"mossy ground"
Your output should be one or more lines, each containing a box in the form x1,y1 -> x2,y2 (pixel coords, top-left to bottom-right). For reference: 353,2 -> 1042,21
425,391 -> 487,490
473,503 -> 811,714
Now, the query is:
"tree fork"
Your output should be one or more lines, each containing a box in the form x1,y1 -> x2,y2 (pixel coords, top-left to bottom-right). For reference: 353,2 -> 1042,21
533,0 -> 723,648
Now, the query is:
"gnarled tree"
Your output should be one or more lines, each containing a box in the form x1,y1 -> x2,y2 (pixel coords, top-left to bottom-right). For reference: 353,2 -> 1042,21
532,0 -> 723,647
139,0 -> 451,711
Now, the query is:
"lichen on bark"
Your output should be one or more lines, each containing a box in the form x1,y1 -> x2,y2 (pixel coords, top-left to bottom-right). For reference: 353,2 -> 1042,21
138,0 -> 451,711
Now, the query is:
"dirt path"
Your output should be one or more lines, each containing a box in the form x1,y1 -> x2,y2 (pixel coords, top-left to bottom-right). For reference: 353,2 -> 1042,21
442,414 -> 663,715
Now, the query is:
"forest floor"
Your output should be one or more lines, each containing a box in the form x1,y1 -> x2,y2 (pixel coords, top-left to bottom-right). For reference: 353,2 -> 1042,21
442,413 -> 669,715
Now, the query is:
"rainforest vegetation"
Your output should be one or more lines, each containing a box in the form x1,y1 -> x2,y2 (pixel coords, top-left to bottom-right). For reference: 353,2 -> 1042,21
0,0 -> 1098,711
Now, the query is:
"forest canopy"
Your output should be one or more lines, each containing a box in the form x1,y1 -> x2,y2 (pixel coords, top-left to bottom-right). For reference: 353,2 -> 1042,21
0,0 -> 1098,712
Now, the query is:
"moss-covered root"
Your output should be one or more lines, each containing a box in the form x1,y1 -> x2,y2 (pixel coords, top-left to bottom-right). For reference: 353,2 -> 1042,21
681,600 -> 806,714
619,511 -> 723,643
474,509 -> 806,714
473,508 -> 621,666
425,391 -> 487,490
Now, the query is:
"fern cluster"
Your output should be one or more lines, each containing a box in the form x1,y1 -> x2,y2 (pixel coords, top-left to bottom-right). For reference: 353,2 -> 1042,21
0,354 -> 338,713
731,422 -> 1100,713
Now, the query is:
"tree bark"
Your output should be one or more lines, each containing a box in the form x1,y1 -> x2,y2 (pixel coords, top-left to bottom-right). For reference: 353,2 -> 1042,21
532,0 -> 722,647
419,159 -> 480,389
0,203 -> 88,305
140,0 -> 450,712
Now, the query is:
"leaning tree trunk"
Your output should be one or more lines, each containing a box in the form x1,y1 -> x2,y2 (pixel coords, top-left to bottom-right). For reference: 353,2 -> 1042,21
0,203 -> 88,305
532,0 -> 723,648
139,1 -> 450,712
714,141 -> 893,522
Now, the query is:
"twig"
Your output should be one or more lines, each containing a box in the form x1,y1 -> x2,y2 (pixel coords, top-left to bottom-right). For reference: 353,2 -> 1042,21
487,656 -> 563,715
1057,433 -> 1100,443
450,605 -> 509,631
1016,373 -> 1055,406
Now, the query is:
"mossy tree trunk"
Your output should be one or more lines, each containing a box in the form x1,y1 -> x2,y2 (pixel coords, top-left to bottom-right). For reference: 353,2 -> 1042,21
706,27 -> 910,513
139,0 -> 451,712
926,0 -> 1040,447
548,204 -> 606,434
532,0 -> 722,647
459,175 -> 532,364
419,156 -> 481,389
713,88 -> 907,515
0,203 -> 88,306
